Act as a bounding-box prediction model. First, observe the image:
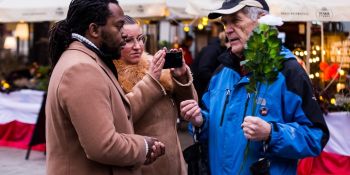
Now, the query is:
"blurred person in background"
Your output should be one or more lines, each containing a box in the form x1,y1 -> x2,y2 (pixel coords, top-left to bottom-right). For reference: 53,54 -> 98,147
113,15 -> 197,175
180,35 -> 194,66
46,0 -> 165,174
191,31 -> 229,102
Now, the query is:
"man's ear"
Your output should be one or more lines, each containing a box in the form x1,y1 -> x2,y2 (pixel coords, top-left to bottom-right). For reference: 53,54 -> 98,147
258,12 -> 267,19
87,23 -> 100,38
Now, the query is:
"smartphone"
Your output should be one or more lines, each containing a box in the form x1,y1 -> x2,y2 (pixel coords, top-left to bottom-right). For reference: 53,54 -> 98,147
163,52 -> 183,69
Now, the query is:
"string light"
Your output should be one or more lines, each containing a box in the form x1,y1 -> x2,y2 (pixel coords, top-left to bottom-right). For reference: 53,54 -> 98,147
202,17 -> 208,26
197,24 -> 204,30
183,25 -> 190,32
330,98 -> 336,105
309,74 -> 315,79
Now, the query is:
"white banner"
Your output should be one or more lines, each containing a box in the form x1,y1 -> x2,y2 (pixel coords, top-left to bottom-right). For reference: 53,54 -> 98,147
0,89 -> 44,124
323,112 -> 350,156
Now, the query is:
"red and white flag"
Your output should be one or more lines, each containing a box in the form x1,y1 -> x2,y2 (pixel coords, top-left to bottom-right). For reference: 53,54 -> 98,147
298,112 -> 350,175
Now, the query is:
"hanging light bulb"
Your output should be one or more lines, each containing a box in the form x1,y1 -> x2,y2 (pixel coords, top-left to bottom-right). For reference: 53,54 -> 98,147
183,25 -> 190,32
197,24 -> 204,30
202,17 -> 208,26
330,98 -> 336,105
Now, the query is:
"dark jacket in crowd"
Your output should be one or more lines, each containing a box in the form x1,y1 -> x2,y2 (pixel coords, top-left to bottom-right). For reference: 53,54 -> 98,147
191,38 -> 227,102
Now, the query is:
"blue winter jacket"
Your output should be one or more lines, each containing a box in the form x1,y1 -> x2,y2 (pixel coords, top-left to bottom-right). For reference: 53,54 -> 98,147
195,47 -> 329,175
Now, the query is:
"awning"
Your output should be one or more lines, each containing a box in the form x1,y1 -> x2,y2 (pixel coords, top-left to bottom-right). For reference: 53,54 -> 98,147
0,0 -> 70,22
185,0 -> 350,22
0,0 -> 193,22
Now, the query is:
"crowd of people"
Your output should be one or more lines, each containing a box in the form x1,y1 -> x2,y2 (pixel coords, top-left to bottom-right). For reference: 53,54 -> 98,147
45,0 -> 329,174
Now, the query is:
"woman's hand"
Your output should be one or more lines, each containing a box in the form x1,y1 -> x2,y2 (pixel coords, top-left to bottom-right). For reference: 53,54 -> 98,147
149,48 -> 166,80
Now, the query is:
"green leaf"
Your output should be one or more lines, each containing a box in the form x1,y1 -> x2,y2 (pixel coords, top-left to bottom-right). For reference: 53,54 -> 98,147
267,38 -> 280,48
269,49 -> 278,58
259,24 -> 269,32
245,51 -> 256,60
268,29 -> 278,37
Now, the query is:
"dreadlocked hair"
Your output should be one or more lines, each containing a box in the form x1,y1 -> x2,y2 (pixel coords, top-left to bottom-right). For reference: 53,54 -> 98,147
49,0 -> 119,69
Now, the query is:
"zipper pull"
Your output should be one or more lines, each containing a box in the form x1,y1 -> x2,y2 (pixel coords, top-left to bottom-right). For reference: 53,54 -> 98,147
226,89 -> 231,96
220,89 -> 231,126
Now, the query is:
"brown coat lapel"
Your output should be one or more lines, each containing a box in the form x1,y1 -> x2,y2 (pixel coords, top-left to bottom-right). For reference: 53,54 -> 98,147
67,42 -> 130,105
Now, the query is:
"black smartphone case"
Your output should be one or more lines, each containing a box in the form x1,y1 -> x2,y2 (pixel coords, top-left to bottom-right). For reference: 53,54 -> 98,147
163,52 -> 183,69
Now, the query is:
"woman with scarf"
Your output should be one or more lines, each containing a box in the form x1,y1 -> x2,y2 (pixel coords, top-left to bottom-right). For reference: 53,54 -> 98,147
113,15 -> 197,175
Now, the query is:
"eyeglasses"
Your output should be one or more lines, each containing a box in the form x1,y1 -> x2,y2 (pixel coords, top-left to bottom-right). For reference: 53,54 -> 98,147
124,35 -> 146,47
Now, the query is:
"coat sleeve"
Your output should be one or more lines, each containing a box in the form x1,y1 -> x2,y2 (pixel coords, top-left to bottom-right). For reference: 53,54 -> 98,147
58,63 -> 147,166
172,66 -> 198,104
266,59 -> 329,159
125,73 -> 166,123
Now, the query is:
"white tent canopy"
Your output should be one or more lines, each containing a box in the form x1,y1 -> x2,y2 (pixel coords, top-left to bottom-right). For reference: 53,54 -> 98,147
185,0 -> 222,17
119,0 -> 166,18
267,0 -> 350,22
0,0 -> 193,22
0,0 -> 70,22
185,0 -> 350,22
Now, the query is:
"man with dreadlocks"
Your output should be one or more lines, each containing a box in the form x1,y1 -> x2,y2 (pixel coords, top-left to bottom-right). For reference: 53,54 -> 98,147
46,0 -> 165,174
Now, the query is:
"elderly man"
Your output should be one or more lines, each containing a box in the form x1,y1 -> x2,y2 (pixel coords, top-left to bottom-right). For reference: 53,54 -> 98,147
180,0 -> 329,174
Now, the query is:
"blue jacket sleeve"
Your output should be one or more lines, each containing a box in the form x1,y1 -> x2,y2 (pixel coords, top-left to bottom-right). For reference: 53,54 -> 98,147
267,59 -> 329,159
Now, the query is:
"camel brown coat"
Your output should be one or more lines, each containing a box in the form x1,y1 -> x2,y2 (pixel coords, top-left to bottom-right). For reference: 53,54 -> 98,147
114,55 -> 197,175
46,42 -> 164,175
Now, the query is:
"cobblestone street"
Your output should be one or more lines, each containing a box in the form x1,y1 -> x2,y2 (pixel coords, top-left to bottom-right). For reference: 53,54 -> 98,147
0,129 -> 192,175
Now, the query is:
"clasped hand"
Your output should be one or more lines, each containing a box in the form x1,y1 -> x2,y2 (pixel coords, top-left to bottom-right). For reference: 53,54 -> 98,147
144,137 -> 165,165
241,116 -> 271,141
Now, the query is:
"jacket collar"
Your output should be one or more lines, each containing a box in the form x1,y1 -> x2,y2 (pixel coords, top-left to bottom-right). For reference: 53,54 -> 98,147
218,49 -> 242,74
67,41 -> 130,105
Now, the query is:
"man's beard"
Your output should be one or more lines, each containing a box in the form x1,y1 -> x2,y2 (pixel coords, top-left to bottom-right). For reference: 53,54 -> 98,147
99,41 -> 122,60
99,31 -> 123,60
97,32 -> 124,78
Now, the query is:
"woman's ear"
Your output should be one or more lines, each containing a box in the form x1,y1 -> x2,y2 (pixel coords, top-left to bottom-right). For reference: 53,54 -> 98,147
87,23 -> 100,38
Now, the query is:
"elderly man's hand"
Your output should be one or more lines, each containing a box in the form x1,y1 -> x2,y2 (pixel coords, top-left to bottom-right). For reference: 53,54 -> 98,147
241,116 -> 271,141
180,100 -> 203,127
